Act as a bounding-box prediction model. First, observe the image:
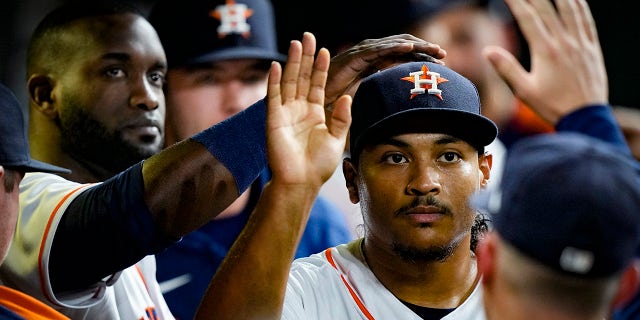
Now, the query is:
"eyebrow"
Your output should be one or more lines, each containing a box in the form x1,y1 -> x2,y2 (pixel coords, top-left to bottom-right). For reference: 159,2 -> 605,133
380,134 -> 463,147
100,52 -> 131,62
100,52 -> 167,70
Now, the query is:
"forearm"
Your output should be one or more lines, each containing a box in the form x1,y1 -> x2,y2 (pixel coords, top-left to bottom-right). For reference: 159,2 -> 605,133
144,99 -> 268,238
195,181 -> 320,320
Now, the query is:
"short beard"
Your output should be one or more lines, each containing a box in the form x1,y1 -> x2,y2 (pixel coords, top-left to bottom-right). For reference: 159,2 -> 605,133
58,105 -> 159,174
392,240 -> 457,264
391,195 -> 460,263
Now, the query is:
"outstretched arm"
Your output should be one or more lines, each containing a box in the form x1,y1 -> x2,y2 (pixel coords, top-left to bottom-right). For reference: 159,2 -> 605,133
49,33 -> 434,292
194,32 -> 351,320
145,33 -> 443,239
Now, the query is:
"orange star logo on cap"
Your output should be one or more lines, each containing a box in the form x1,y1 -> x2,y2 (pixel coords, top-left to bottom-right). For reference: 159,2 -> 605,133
210,0 -> 253,38
401,64 -> 448,100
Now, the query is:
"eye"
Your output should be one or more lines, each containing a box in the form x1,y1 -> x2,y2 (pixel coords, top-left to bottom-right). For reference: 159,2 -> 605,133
438,152 -> 461,163
241,71 -> 268,85
383,153 -> 408,164
148,71 -> 166,87
105,67 -> 125,78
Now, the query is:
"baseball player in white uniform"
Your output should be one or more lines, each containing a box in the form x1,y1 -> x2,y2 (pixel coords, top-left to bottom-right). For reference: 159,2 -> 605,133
1,172 -> 173,319
283,240 -> 484,319
0,4 -> 448,317
196,61 -> 494,319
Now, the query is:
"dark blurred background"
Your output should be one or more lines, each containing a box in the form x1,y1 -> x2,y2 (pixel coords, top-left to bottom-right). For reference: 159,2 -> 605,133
1,0 -> 637,112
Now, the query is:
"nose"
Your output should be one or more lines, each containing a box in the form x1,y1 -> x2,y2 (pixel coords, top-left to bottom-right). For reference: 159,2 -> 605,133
406,164 -> 441,196
220,81 -> 253,116
130,77 -> 161,111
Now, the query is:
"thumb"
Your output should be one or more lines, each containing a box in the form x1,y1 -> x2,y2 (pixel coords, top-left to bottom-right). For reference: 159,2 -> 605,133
483,46 -> 528,95
329,94 -> 352,142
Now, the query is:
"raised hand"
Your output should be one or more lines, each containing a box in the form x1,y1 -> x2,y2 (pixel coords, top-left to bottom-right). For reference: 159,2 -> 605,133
194,32 -> 351,319
267,32 -> 352,188
483,0 -> 607,124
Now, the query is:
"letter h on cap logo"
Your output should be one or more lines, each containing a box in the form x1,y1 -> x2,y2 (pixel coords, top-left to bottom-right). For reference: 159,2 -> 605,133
211,0 -> 253,38
401,64 -> 448,100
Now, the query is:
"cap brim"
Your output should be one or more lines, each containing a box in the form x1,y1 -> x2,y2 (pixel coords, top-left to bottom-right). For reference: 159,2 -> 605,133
13,159 -> 71,174
186,47 -> 287,65
354,108 -> 498,156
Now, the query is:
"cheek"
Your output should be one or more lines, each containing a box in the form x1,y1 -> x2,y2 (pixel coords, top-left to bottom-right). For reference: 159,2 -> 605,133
357,172 -> 400,216
443,164 -> 482,204
166,89 -> 228,129
0,194 -> 18,263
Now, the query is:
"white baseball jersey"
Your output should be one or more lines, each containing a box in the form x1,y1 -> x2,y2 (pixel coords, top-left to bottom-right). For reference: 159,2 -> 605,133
0,172 -> 174,320
283,239 -> 486,320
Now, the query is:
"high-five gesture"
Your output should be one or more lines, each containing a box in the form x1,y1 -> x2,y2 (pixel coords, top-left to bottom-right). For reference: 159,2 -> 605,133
484,0 -> 607,124
195,32 -> 351,320
267,32 -> 352,188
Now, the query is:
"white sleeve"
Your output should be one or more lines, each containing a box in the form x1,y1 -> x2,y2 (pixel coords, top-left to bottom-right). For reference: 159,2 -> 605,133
0,172 -> 106,308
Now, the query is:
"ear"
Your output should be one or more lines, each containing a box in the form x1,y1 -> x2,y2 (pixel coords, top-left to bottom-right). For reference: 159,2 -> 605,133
342,158 -> 360,204
479,152 -> 492,189
612,259 -> 640,311
27,74 -> 58,119
477,232 -> 496,286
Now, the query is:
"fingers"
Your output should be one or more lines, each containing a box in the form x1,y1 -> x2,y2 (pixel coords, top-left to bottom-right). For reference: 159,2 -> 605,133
296,32 -> 318,100
324,33 -> 447,109
482,46 -> 528,97
267,61 -> 283,109
329,95 -> 352,141
333,35 -> 446,73
556,0 -> 580,40
307,48 -> 330,107
281,39 -> 303,103
504,0 -> 545,54
528,0 -> 563,39
576,0 -> 600,45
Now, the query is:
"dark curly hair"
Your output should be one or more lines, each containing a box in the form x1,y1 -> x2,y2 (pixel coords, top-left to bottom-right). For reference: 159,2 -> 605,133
471,212 -> 490,253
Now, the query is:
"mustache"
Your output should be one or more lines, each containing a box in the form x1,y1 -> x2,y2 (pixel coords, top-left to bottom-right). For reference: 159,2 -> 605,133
121,117 -> 162,129
395,195 -> 452,216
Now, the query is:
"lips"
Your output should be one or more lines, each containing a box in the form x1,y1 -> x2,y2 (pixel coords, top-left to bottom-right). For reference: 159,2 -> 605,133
404,205 -> 444,224
122,119 -> 162,142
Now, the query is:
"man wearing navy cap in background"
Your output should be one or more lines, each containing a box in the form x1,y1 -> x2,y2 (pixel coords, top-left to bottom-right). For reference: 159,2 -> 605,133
148,0 -> 353,318
474,132 -> 640,319
0,83 -> 70,319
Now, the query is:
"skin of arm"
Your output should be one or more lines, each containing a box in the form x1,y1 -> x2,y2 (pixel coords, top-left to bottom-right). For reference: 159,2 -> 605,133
44,31 -> 446,296
143,33 -> 445,240
194,32 -> 352,319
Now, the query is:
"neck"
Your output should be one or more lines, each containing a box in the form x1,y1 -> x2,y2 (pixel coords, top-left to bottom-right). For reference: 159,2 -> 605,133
359,237 -> 479,309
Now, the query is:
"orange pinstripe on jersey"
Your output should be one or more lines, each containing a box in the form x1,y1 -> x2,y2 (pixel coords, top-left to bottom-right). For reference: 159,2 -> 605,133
324,248 -> 375,320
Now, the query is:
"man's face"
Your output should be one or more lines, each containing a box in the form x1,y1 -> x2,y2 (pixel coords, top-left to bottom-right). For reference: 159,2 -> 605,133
411,6 -> 509,87
53,14 -> 166,172
0,168 -> 23,265
164,59 -> 270,146
346,133 -> 490,262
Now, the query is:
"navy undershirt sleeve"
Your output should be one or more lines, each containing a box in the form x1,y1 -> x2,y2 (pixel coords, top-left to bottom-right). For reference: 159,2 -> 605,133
192,98 -> 268,193
49,162 -> 177,293
556,104 -> 632,155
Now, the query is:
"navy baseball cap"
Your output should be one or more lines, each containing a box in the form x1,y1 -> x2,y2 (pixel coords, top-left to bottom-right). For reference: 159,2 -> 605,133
473,132 -> 640,278
0,83 -> 70,173
148,0 -> 286,68
349,61 -> 498,160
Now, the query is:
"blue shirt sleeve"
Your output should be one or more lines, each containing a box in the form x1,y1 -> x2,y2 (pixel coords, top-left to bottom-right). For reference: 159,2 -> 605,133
556,104 -> 632,156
